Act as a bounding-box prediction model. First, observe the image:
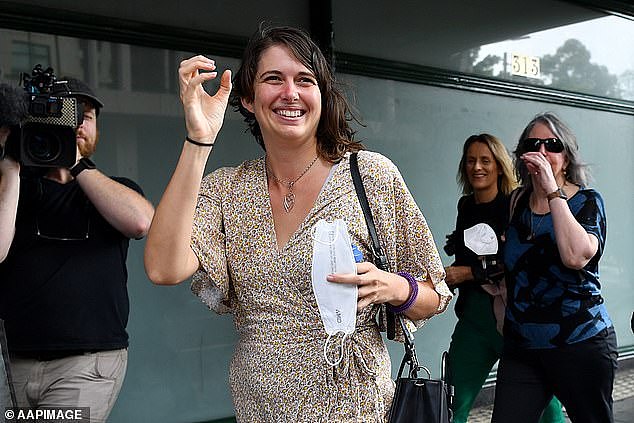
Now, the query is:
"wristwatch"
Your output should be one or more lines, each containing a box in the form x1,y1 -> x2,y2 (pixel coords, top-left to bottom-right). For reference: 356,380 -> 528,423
546,187 -> 568,202
70,157 -> 96,177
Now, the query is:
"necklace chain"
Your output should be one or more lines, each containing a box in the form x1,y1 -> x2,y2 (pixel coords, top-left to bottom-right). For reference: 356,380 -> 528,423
527,211 -> 546,241
526,183 -> 567,241
266,155 -> 319,213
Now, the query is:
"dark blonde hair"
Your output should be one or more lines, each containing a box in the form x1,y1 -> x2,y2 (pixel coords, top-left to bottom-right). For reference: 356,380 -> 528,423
458,133 -> 518,195
229,24 -> 363,162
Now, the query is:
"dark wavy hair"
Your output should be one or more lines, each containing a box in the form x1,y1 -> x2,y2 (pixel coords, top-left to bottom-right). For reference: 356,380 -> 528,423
458,133 -> 518,196
229,24 -> 363,162
514,112 -> 590,188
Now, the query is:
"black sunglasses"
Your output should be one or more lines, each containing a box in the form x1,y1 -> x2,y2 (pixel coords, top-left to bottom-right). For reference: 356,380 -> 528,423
521,137 -> 564,153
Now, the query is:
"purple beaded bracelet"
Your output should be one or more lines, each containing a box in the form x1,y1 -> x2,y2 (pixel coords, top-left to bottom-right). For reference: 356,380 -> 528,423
387,271 -> 419,314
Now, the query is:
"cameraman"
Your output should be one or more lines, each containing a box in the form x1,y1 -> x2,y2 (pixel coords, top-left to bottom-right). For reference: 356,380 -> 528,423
0,79 -> 154,421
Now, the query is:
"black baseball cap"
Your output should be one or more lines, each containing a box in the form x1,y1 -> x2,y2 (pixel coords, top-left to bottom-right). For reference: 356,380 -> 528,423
51,77 -> 104,110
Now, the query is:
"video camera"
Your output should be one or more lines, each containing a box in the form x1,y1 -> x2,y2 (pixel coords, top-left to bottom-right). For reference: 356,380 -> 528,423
5,65 -> 83,167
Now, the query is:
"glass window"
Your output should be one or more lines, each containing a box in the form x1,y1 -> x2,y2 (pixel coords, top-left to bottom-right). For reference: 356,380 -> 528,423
334,2 -> 634,103
130,45 -> 169,93
0,30 -> 211,97
11,41 -> 50,78
96,41 -> 121,89
450,15 -> 634,101
0,26 -> 248,423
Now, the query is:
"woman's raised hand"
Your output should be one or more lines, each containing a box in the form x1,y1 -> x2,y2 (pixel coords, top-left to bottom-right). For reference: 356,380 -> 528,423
521,152 -> 558,193
178,55 -> 232,143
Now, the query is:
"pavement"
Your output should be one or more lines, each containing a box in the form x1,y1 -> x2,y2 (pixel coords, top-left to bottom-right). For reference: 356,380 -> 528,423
614,395 -> 634,423
612,364 -> 634,423
468,363 -> 634,422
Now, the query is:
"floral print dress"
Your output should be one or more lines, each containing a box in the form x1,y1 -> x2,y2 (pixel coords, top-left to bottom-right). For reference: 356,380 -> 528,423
191,151 -> 451,422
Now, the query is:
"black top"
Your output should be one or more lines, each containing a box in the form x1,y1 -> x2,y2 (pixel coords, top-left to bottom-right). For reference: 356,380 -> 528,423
452,192 -> 509,317
0,174 -> 144,352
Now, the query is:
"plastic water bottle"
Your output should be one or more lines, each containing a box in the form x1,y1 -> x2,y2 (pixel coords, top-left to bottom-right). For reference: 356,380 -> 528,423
351,244 -> 363,263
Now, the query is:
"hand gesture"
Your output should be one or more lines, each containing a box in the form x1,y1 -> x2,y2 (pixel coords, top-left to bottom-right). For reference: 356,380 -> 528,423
327,262 -> 410,310
521,152 -> 558,193
178,56 -> 232,143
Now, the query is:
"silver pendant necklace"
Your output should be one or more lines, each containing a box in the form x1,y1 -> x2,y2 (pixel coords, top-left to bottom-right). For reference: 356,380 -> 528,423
266,155 -> 319,213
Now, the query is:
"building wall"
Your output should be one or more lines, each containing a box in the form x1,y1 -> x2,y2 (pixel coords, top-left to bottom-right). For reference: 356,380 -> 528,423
0,1 -> 632,422
101,72 -> 634,423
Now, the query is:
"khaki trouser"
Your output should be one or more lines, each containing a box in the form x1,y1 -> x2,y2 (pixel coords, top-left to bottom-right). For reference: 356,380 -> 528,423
10,349 -> 127,423
0,320 -> 15,408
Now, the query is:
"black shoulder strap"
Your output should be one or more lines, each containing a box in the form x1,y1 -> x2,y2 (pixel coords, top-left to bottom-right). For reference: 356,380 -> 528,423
509,187 -> 526,224
349,153 -> 388,269
349,152 -> 396,340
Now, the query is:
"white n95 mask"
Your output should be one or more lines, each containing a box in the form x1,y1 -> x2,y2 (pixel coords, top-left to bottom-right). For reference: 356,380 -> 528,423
311,219 -> 358,366
464,223 -> 498,256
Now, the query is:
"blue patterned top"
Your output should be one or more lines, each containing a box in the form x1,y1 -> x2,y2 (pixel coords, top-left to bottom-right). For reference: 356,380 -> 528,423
503,187 -> 612,349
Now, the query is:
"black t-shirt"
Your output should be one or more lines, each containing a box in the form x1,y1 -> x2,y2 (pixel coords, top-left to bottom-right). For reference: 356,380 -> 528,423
452,192 -> 509,317
0,174 -> 144,352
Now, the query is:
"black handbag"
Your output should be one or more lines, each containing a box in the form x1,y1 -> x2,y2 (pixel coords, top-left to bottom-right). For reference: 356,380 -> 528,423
350,152 -> 454,423
388,316 -> 453,423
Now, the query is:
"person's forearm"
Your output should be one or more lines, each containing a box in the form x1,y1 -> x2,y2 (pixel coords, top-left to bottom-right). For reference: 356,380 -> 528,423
385,273 -> 442,321
146,59 -> 230,284
76,169 -> 154,239
550,197 -> 598,269
144,142 -> 210,284
0,164 -> 20,262
403,281 -> 441,321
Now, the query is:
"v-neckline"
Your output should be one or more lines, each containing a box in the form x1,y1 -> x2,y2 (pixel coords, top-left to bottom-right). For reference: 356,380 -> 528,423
260,157 -> 342,253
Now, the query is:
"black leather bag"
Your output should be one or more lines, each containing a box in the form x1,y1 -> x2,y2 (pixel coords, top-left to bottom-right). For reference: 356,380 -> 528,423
350,152 -> 453,422
388,316 -> 453,423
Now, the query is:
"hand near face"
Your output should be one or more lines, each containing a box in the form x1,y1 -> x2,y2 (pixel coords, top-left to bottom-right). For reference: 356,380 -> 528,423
522,123 -> 567,193
521,151 -> 559,193
178,56 -> 232,143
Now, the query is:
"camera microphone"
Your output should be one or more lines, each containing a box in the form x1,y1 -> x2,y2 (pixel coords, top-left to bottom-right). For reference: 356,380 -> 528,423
0,83 -> 29,127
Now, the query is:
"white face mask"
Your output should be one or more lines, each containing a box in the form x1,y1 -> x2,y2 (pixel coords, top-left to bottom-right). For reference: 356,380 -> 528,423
311,219 -> 358,366
464,223 -> 498,256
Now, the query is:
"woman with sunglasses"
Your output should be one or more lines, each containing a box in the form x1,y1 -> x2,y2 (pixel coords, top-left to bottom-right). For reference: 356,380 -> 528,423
492,112 -> 617,423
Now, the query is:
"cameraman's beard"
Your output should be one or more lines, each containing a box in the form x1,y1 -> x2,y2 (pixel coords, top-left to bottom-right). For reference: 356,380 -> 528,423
77,129 -> 99,158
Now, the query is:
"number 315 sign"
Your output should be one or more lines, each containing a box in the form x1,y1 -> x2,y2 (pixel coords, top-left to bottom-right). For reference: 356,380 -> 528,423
510,53 -> 540,79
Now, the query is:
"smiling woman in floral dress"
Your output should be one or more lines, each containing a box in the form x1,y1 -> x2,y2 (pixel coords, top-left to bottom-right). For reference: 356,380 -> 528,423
144,25 -> 451,422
